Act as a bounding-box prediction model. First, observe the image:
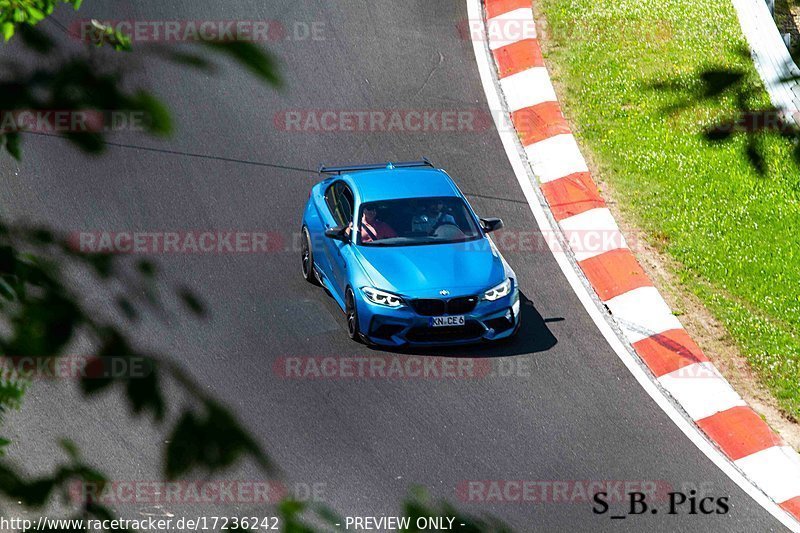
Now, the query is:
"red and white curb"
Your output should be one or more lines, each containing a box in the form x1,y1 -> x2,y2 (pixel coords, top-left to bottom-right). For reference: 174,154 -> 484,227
474,0 -> 800,526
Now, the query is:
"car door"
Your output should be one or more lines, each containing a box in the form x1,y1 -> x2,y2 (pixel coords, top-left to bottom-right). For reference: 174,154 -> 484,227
321,181 -> 354,301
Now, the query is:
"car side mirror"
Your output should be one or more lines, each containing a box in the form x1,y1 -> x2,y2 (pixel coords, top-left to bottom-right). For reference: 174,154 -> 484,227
480,217 -> 504,233
325,226 -> 350,243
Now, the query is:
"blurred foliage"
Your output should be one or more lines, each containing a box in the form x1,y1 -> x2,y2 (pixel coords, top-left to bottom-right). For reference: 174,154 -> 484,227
0,226 -> 512,531
81,19 -> 131,50
0,222 -> 272,514
0,2 -> 280,159
0,0 -> 283,529
0,0 -> 82,41
0,439 -> 127,530
0,4 -> 506,533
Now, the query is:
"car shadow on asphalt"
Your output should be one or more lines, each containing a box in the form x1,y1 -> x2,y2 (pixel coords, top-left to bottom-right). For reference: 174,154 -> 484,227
368,292 -> 559,358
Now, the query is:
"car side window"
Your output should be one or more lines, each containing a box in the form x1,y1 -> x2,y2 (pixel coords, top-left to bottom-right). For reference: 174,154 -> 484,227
324,182 -> 344,226
324,182 -> 354,227
338,184 -> 355,226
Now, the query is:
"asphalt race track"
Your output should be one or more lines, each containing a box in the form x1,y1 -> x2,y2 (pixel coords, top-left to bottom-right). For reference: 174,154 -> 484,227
0,1 -> 789,531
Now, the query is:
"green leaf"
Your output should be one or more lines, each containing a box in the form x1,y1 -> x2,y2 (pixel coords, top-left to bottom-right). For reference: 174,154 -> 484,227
116,296 -> 137,320
24,6 -> 45,23
18,24 -> 54,53
110,29 -> 132,52
203,41 -> 281,86
85,20 -> 132,51
83,253 -> 113,278
2,22 -> 14,42
0,277 -> 15,301
29,229 -> 54,244
125,367 -> 164,420
59,439 -> 80,460
165,402 -> 271,479
0,245 -> 16,274
4,132 -> 21,160
178,287 -> 204,316
161,51 -> 213,70
165,412 -> 198,479
136,260 -> 156,278
64,131 -> 105,154
131,91 -> 172,136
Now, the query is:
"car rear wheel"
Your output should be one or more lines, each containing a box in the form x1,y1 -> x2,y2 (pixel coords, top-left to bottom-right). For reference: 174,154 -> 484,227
345,287 -> 360,342
301,227 -> 318,285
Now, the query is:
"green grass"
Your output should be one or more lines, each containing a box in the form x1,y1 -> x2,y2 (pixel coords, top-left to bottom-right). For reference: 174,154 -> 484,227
539,0 -> 800,419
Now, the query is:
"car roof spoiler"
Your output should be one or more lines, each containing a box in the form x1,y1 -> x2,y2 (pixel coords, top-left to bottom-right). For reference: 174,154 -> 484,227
318,158 -> 434,176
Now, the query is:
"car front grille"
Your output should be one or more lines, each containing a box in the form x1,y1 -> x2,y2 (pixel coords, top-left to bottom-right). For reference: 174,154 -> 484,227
447,296 -> 479,314
410,299 -> 446,316
405,321 -> 485,343
410,296 -> 478,316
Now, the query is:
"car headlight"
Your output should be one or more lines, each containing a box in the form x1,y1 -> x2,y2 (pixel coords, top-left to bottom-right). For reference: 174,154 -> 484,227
361,287 -> 404,307
483,278 -> 512,301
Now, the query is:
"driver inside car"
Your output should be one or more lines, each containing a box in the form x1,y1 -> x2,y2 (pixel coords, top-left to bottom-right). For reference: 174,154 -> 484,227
411,199 -> 457,234
360,205 -> 397,243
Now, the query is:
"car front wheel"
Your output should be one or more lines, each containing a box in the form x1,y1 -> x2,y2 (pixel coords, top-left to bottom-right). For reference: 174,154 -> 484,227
301,226 -> 318,285
345,287 -> 360,342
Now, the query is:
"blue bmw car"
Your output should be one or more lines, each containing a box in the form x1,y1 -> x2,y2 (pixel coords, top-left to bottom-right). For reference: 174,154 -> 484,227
300,159 -> 520,346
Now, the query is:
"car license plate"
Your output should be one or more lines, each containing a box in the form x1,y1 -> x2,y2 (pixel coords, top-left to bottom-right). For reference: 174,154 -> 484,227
430,315 -> 465,327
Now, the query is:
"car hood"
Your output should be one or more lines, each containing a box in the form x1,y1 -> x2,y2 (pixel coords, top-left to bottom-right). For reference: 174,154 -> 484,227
352,238 -> 507,298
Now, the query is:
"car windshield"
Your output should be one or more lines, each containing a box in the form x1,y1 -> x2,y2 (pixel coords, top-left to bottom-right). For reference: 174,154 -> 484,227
357,196 -> 482,246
